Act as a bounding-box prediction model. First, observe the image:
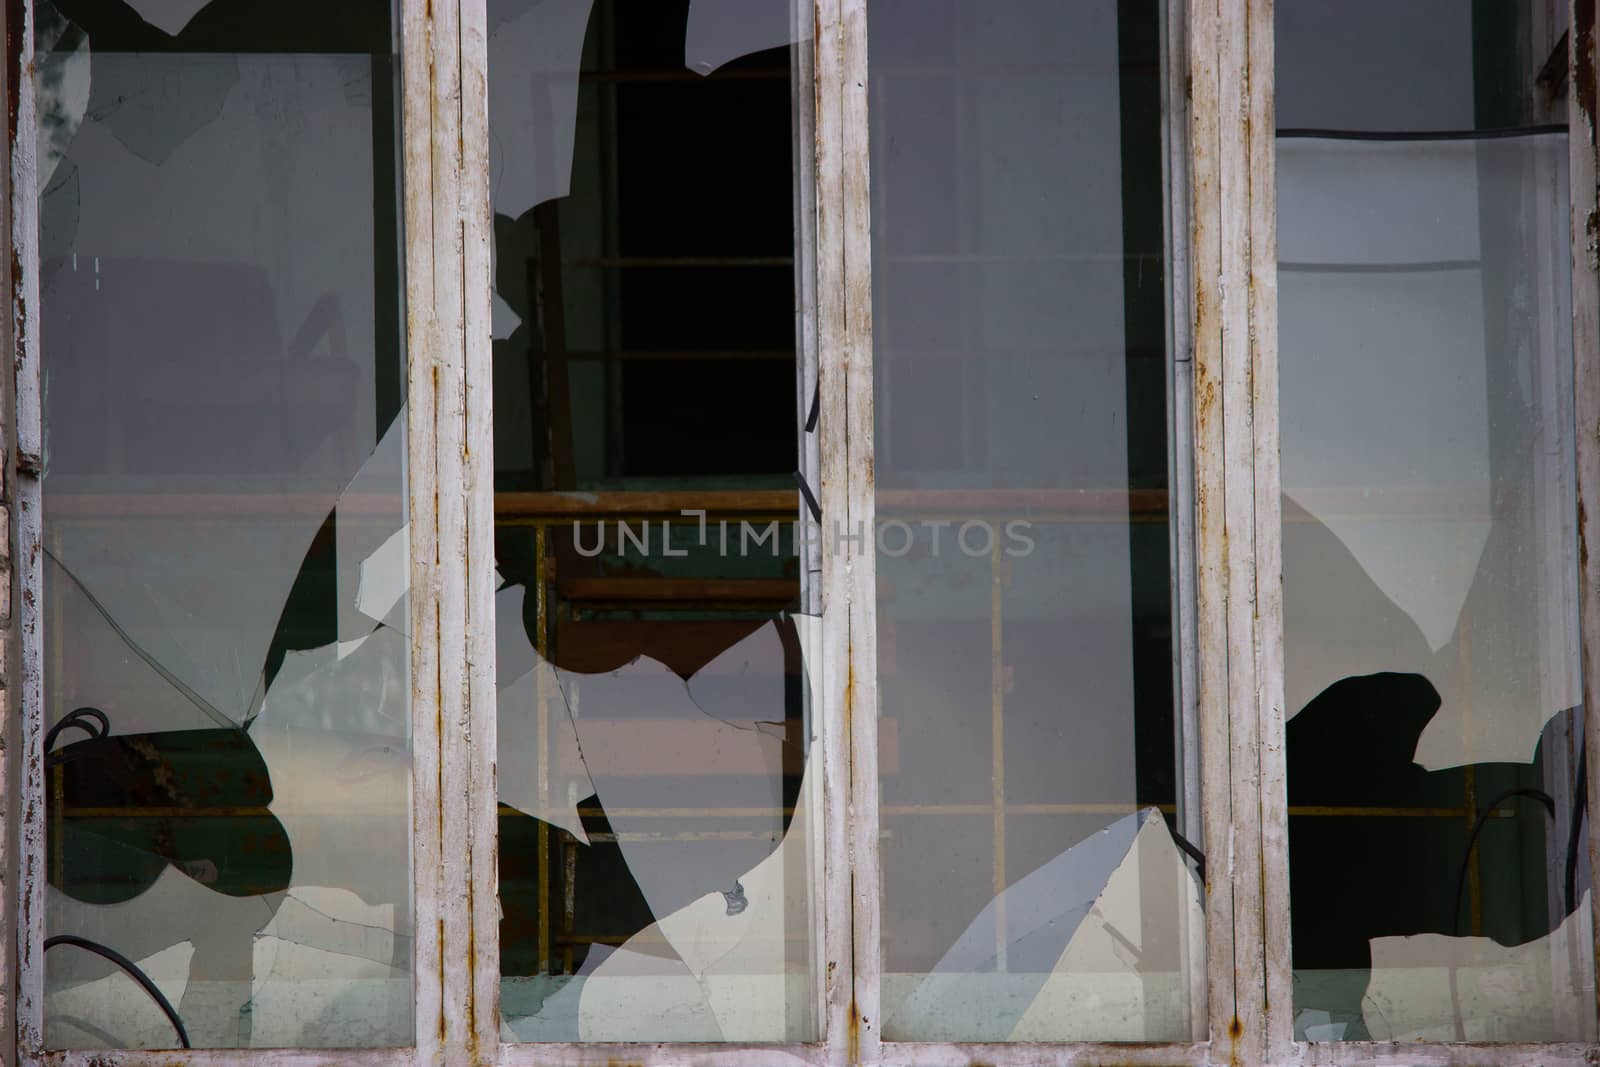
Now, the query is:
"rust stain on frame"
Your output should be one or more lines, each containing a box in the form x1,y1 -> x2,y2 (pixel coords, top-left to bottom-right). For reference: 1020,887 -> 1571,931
1576,0 -> 1597,134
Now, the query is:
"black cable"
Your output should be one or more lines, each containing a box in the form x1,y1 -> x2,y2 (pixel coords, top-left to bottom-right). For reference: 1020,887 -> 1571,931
1444,787 -> 1556,1042
44,934 -> 190,1049
1277,124 -> 1567,142
1567,743 -> 1587,917
44,706 -> 109,755
793,471 -> 822,522
1168,826 -> 1206,883
1451,787 -> 1556,939
43,709 -> 190,1048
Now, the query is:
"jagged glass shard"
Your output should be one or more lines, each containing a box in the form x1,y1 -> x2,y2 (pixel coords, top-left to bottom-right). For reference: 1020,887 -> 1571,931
684,0 -> 807,77
1280,133 -> 1579,769
39,15 -> 413,1049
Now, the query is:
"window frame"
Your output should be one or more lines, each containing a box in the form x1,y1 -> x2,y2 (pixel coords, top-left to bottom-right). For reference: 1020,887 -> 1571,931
1260,2 -> 1600,1066
5,0 -> 1600,1065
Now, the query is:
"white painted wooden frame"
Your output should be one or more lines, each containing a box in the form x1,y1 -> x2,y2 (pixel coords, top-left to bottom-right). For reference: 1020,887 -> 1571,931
471,1 -> 854,1064
1262,3 -> 1600,1067
1187,1 -> 1277,1066
4,0 -> 448,1063
13,0 -> 1600,1064
850,0 -> 1227,1065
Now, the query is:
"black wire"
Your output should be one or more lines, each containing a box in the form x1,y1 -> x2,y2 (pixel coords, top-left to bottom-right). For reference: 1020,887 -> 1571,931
1277,124 -> 1567,142
1567,743 -> 1587,916
44,706 -> 110,762
42,709 -> 189,1048
793,471 -> 822,522
1168,826 -> 1206,882
1451,787 -> 1556,939
44,934 -> 190,1049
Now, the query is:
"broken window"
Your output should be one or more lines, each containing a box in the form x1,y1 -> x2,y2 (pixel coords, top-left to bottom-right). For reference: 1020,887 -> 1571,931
867,0 -> 1202,1043
12,0 -> 1600,1063
35,0 -> 412,1050
1277,0 -> 1593,1043
485,0 -> 818,1043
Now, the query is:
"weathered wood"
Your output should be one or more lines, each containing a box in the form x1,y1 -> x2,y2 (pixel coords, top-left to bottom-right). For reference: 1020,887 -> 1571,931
401,0 -> 443,1062
1218,0 -> 1266,1059
793,1 -> 823,625
425,0 -> 473,1061
1300,1041 -> 1599,1067
10,0 -> 44,1057
812,0 -> 857,1063
872,1043 -> 1214,1067
1162,0 -> 1207,1038
1246,0 -> 1290,1063
458,0 -> 500,1060
1188,0 -> 1241,1062
838,0 -> 882,1064
496,1042 -> 824,1067
1569,0 -> 1600,1042
789,14 -> 830,1040
41,1051 -> 420,1066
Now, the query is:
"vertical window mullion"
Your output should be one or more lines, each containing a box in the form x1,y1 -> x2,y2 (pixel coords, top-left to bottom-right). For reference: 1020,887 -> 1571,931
434,43 -> 473,1067
402,0 -> 444,1060
1567,0 -> 1600,1041
803,1 -> 861,1062
1186,0 -> 1239,1058
791,4 -> 835,1053
1246,0 -> 1291,1061
12,0 -> 47,1055
1164,0 -> 1207,1041
1190,0 -> 1280,1063
813,0 -> 867,1062
839,0 -> 882,1060
458,0 -> 500,1060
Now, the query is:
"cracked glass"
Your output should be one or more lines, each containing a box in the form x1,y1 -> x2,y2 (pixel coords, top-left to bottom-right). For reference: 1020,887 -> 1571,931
486,0 -> 819,1042
36,0 -> 411,1049
867,0 -> 1204,1043
1278,0 -> 1595,1042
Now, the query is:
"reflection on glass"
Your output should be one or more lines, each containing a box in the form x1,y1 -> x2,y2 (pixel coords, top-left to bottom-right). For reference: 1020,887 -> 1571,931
868,0 -> 1201,1043
486,0 -> 817,1042
37,0 -> 411,1050
1278,0 -> 1594,1042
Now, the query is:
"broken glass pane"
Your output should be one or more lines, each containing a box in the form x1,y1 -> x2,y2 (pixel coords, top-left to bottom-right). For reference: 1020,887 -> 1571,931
1278,0 -> 1594,1041
487,0 -> 817,1043
39,0 -> 412,1049
868,0 -> 1202,1043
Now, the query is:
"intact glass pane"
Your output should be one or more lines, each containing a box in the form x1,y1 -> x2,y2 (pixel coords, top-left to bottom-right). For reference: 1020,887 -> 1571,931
486,0 -> 819,1043
868,0 -> 1203,1043
36,0 -> 412,1051
1278,0 -> 1595,1043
